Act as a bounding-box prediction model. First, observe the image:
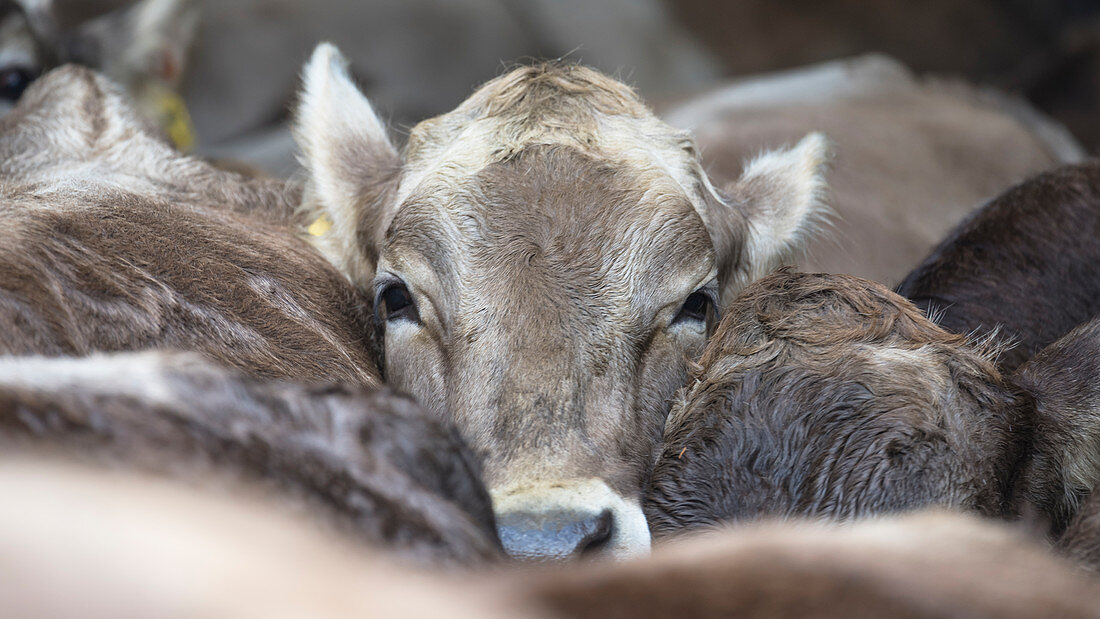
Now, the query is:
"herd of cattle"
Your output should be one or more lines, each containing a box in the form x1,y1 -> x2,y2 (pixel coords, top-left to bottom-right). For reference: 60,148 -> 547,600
5,1 -> 1100,617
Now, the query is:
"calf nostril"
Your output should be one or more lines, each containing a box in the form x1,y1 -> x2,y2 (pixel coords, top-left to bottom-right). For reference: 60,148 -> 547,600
578,510 -> 613,556
496,508 -> 617,561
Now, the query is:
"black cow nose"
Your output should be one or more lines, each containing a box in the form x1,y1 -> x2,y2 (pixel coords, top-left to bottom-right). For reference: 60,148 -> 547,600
496,509 -> 613,562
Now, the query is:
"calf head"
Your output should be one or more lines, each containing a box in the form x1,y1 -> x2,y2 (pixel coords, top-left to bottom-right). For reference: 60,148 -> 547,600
297,44 -> 829,560
0,0 -> 196,144
646,271 -> 1031,536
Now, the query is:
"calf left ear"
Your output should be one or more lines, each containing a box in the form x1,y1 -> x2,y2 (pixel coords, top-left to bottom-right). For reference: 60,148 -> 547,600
295,43 -> 402,286
711,132 -> 831,305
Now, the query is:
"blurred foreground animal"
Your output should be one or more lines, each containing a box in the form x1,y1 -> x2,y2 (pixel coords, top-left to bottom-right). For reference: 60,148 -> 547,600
0,351 -> 500,566
0,0 -> 197,147
296,43 -> 830,560
3,463 -> 1098,619
646,270 -> 1100,546
0,65 -> 378,384
660,54 -> 1083,285
897,161 -> 1100,371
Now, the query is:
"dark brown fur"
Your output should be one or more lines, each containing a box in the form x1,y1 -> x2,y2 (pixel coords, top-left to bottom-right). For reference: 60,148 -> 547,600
1058,483 -> 1100,573
646,271 -> 1031,535
0,351 -> 500,566
897,161 -> 1100,372
646,269 -> 1100,554
0,66 -> 379,384
1013,317 -> 1100,534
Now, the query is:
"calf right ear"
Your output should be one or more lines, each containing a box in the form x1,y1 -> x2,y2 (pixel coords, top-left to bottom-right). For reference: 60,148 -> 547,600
295,43 -> 402,286
710,132 -> 831,305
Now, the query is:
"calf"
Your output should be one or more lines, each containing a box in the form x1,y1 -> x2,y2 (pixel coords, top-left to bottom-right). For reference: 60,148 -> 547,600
897,161 -> 1100,371
660,54 -> 1082,285
8,472 -> 1099,619
296,44 -> 830,560
519,512 -> 1100,619
645,270 -> 1100,542
0,351 -> 499,566
0,459 -> 515,618
0,65 -> 378,384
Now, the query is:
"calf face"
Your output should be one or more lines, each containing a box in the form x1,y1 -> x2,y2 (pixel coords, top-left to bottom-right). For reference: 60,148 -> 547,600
645,271 -> 1031,535
0,66 -> 378,384
0,351 -> 500,566
297,44 -> 830,559
897,161 -> 1100,372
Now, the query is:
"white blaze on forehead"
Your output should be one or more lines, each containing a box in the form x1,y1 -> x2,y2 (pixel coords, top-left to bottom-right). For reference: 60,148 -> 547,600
490,477 -> 651,559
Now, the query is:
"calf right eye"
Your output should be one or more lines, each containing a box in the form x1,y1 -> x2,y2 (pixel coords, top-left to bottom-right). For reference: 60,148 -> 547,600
672,290 -> 714,325
377,282 -> 420,323
0,67 -> 37,101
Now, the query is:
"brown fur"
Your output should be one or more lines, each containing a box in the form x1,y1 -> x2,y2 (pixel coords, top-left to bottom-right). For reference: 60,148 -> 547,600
897,161 -> 1100,372
0,351 -> 499,566
661,55 -> 1079,286
7,466 -> 1098,618
646,271 -> 1030,533
519,512 -> 1100,619
0,459 -> 516,618
647,269 -> 1100,548
0,65 -> 379,384
1014,317 -> 1100,533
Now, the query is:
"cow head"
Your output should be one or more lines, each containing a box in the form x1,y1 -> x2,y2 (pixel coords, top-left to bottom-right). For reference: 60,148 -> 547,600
296,44 -> 829,560
645,271 -> 1031,536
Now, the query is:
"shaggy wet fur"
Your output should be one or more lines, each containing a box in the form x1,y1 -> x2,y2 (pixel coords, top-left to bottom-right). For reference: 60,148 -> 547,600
0,65 -> 380,384
897,161 -> 1100,372
0,351 -> 500,566
645,271 -> 1031,534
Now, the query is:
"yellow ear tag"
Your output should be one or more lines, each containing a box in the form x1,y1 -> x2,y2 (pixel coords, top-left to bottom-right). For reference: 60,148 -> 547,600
150,86 -> 196,152
307,214 -> 334,236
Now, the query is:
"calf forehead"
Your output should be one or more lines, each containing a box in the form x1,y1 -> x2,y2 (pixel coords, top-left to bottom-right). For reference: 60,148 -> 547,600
396,64 -> 714,222
387,145 -> 713,326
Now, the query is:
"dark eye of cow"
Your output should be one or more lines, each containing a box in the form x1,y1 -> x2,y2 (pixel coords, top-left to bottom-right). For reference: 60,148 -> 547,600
0,67 -> 37,102
377,282 -> 419,323
673,290 -> 712,325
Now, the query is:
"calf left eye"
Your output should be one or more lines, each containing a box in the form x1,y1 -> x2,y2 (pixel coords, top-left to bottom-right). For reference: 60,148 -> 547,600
673,290 -> 712,324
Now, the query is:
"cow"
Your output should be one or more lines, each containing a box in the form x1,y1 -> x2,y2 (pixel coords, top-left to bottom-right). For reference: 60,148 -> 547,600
518,511 -> 1100,619
0,64 -> 378,384
7,466 -> 1100,619
897,161 -> 1100,372
645,270 -> 1100,546
0,350 -> 500,566
0,0 -> 197,148
295,43 -> 830,560
659,54 -> 1083,286
0,458 -> 516,619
